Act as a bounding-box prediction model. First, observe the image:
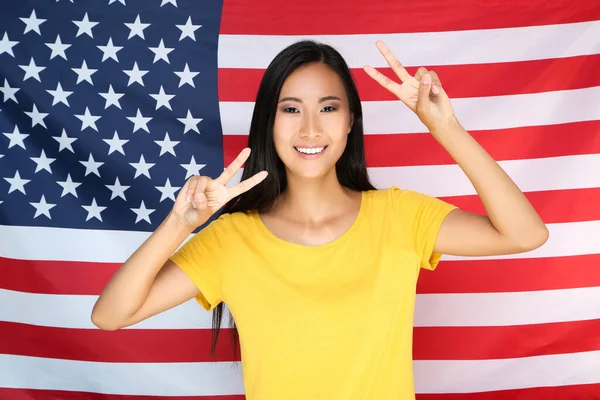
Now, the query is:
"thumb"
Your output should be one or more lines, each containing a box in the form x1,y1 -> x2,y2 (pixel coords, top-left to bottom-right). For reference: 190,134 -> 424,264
417,73 -> 432,115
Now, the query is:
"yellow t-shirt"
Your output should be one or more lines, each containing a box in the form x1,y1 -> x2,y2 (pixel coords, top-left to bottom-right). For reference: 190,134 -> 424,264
169,186 -> 457,400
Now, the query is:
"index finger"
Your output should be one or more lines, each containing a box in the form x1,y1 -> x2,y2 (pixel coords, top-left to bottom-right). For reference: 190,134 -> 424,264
375,40 -> 412,83
227,170 -> 268,199
214,147 -> 251,185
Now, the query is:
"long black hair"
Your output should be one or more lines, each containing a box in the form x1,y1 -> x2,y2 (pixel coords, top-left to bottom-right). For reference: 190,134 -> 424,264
211,40 -> 376,357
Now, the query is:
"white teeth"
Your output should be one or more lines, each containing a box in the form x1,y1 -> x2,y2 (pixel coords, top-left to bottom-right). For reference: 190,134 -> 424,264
296,147 -> 325,155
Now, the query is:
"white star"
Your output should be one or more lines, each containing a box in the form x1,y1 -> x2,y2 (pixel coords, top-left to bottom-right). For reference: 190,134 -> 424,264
130,154 -> 155,179
75,107 -> 101,131
72,60 -> 97,85
155,178 -> 180,202
30,195 -> 57,219
19,58 -> 45,82
3,125 -> 29,149
109,0 -> 126,4
20,10 -> 46,35
82,198 -> 106,222
45,35 -> 71,60
0,79 -> 19,103
31,149 -> 56,173
123,62 -> 148,86
154,132 -> 179,156
150,86 -> 174,110
5,170 -> 30,195
124,15 -> 150,40
176,16 -> 201,41
56,173 -> 81,197
174,63 -> 198,87
99,84 -> 124,109
127,109 -> 152,133
73,13 -> 99,38
177,110 -> 202,134
106,176 -> 130,200
103,131 -> 128,155
149,39 -> 174,64
97,38 -> 123,62
53,128 -> 77,153
25,104 -> 49,129
47,82 -> 73,107
131,200 -> 155,224
180,155 -> 205,179
161,0 -> 177,6
0,33 -> 19,57
80,153 -> 104,177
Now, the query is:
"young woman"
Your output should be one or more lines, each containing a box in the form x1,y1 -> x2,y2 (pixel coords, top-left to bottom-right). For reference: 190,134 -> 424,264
91,40 -> 548,399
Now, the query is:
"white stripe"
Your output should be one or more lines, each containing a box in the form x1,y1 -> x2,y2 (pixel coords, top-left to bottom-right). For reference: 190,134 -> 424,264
218,21 -> 600,69
0,354 -> 244,396
413,350 -> 600,394
219,86 -> 600,135
414,286 -> 600,327
224,154 -> 600,199
0,290 -> 213,329
370,153 -> 600,197
3,285 -> 600,329
443,220 -> 600,261
2,209 -> 600,266
2,351 -> 599,395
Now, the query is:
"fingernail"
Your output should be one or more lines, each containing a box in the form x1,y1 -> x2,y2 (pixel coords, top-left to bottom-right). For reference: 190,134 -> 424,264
185,192 -> 192,201
432,85 -> 440,94
422,74 -> 431,84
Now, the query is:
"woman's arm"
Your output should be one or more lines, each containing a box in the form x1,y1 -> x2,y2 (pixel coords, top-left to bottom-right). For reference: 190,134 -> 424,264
364,40 -> 548,257
431,116 -> 548,256
91,149 -> 268,330
91,211 -> 200,330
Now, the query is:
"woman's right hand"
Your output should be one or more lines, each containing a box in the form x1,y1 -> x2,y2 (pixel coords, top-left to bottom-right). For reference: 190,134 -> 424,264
171,147 -> 268,229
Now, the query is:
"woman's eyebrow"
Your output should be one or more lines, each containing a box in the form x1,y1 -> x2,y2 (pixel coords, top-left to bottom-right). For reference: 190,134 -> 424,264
278,95 -> 342,103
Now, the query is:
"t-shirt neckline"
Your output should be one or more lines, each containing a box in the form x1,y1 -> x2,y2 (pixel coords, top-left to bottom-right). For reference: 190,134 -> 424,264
252,190 -> 367,251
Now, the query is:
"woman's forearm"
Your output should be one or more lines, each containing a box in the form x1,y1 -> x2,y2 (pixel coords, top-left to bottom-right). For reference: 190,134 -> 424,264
91,211 -> 193,328
431,116 -> 549,247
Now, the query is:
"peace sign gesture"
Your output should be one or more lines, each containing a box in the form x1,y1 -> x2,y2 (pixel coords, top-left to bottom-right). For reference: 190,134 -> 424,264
363,40 -> 457,134
172,148 -> 268,228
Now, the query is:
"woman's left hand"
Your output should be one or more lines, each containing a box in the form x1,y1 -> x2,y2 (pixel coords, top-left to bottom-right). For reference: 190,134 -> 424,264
364,40 -> 457,134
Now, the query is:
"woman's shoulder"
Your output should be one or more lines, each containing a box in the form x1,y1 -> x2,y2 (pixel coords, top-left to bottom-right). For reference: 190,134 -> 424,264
363,186 -> 445,215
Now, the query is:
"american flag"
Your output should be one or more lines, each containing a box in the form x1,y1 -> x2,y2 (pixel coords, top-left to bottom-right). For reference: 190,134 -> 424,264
1,0 -> 600,398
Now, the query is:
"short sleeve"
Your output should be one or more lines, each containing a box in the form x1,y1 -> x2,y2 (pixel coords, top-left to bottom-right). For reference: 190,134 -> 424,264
169,214 -> 230,311
389,187 -> 458,270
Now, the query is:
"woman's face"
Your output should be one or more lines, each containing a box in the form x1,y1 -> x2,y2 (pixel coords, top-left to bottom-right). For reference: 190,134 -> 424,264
273,62 -> 353,180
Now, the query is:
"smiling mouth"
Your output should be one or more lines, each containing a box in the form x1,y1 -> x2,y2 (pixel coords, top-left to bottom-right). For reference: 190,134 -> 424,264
294,146 -> 327,155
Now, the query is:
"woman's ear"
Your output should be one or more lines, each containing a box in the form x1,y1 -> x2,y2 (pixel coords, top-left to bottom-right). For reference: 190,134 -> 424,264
348,114 -> 354,134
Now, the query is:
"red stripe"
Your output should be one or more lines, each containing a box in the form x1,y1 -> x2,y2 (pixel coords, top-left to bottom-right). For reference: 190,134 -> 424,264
445,188 -> 600,225
3,244 -> 600,298
2,251 -> 600,296
220,0 -> 600,35
0,386 -> 597,400
0,389 -> 242,400
420,254 -> 600,294
0,322 -> 236,363
3,319 -> 600,363
223,120 -> 600,167
413,319 -> 600,360
416,383 -> 600,400
218,55 -> 600,102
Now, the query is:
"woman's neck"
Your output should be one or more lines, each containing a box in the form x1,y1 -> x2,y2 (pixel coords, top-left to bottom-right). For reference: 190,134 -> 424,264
272,170 -> 358,224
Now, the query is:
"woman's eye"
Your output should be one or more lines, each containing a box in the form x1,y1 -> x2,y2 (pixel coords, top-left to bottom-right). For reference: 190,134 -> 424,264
322,106 -> 336,112
283,107 -> 299,113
